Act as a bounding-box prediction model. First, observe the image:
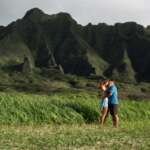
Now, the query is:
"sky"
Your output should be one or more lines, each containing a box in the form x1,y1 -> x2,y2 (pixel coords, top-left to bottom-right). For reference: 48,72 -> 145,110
0,0 -> 149,27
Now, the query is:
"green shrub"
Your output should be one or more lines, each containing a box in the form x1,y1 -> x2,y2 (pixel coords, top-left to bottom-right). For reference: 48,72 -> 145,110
0,91 -> 149,125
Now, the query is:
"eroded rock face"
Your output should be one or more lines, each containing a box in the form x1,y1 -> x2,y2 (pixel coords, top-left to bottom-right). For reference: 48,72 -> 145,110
0,8 -> 150,82
22,57 -> 32,74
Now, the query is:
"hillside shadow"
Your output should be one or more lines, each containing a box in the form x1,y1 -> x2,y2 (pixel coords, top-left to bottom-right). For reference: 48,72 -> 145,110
64,103 -> 99,123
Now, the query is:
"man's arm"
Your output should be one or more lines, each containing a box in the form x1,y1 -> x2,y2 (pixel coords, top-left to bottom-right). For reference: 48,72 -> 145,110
102,92 -> 112,99
102,87 -> 114,99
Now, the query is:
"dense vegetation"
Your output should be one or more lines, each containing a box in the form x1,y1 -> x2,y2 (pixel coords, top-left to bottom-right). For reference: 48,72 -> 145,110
0,91 -> 149,124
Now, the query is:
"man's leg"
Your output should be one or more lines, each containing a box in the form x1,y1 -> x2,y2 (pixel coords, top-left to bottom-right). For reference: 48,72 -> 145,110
111,104 -> 119,127
112,114 -> 119,127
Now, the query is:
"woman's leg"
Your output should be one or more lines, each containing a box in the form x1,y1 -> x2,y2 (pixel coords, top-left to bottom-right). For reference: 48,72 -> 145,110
100,107 -> 108,125
103,108 -> 109,124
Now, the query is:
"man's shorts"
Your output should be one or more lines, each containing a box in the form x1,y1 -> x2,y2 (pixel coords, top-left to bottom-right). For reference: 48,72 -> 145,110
108,104 -> 118,116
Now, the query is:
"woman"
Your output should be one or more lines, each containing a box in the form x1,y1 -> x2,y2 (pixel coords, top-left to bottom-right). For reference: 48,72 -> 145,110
98,81 -> 109,126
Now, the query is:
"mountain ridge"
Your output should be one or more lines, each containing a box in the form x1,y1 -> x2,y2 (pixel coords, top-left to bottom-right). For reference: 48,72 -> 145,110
0,8 -> 150,82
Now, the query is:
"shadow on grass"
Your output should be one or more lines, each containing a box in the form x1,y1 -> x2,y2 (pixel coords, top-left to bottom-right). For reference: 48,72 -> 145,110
64,103 -> 99,123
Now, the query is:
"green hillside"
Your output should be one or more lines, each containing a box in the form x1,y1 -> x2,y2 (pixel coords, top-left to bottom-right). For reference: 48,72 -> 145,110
1,8 -> 150,82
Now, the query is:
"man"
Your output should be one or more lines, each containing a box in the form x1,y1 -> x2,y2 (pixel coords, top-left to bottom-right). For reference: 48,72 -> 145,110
105,80 -> 119,127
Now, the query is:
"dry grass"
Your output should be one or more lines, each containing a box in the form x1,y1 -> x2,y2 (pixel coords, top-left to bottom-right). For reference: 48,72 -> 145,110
0,121 -> 150,150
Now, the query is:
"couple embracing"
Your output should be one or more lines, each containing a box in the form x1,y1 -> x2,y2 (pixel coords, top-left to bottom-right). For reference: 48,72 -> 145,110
98,80 -> 119,127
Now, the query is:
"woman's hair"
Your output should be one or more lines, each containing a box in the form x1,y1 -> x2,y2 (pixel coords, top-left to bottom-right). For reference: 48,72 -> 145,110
98,79 -> 115,90
98,80 -> 108,90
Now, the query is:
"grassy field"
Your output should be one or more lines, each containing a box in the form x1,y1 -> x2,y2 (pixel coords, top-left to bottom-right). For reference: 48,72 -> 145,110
0,90 -> 150,149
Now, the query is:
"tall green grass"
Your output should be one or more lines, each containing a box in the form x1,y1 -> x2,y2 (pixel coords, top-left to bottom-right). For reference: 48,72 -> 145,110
0,91 -> 150,125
